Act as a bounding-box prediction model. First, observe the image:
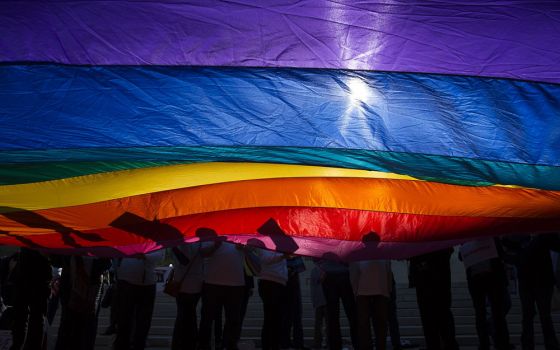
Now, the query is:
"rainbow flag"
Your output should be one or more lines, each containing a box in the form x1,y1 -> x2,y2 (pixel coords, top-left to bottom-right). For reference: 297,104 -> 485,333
1,1 -> 559,259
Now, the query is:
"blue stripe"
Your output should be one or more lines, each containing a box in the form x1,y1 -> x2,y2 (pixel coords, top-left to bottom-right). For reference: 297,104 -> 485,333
1,146 -> 559,190
1,65 -> 559,166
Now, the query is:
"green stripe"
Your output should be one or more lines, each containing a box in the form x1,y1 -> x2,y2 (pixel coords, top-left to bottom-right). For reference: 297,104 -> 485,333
0,146 -> 558,190
0,161 -> 185,185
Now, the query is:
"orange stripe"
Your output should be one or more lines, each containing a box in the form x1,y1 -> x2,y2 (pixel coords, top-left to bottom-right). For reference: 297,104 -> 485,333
1,177 -> 559,234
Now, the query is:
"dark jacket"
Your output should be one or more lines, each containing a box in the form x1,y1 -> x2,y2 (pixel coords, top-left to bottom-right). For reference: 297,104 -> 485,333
14,248 -> 52,287
501,233 -> 560,288
409,247 -> 453,288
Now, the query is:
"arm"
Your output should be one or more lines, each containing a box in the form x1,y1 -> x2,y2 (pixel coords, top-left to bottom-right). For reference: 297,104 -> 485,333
262,254 -> 287,265
172,246 -> 190,265
256,249 -> 286,265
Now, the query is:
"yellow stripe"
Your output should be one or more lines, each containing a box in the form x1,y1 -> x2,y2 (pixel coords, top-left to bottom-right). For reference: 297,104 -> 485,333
0,162 -> 419,211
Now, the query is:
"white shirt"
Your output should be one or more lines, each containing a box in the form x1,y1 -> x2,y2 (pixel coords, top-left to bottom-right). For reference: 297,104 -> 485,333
349,260 -> 392,297
256,249 -> 288,285
173,243 -> 204,294
460,238 -> 499,269
203,242 -> 245,287
117,250 -> 165,286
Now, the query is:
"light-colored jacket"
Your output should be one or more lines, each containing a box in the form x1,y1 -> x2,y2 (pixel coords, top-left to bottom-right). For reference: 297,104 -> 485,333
256,249 -> 288,286
117,250 -> 165,286
349,260 -> 392,298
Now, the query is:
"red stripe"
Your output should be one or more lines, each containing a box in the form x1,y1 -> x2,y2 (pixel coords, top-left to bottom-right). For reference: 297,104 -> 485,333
4,207 -> 558,255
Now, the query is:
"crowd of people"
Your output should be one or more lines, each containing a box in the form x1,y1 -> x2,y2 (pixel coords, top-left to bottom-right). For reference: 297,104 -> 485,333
0,233 -> 559,350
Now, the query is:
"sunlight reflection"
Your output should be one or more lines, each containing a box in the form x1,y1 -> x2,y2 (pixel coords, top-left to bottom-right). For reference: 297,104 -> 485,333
348,77 -> 372,107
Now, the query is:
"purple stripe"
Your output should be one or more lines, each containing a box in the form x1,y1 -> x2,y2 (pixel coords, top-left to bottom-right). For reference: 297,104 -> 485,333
41,234 -> 467,261
1,1 -> 559,83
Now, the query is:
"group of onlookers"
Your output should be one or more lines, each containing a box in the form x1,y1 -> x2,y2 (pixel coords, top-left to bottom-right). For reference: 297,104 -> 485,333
407,234 -> 560,350
0,232 -> 558,350
169,241 -> 313,350
0,248 -> 165,350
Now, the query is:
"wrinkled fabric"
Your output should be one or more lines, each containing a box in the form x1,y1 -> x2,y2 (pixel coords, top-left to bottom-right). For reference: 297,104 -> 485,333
3,176 -> 560,231
2,147 -> 559,190
1,65 -> 559,167
1,1 -> 559,83
0,163 -> 418,211
1,1 -> 560,259
0,207 -> 558,260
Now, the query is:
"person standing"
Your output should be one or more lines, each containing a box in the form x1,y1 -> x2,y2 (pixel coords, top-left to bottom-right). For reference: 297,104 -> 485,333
54,255 -> 111,350
409,248 -> 459,350
171,243 -> 203,350
198,242 -> 246,350
240,271 -> 255,328
317,256 -> 358,350
113,250 -> 164,350
10,248 -> 52,350
502,234 -> 560,350
350,259 -> 392,350
255,248 -> 288,350
281,256 -> 307,350
101,258 -> 120,336
460,238 -> 511,350
310,263 -> 327,349
214,271 -> 255,349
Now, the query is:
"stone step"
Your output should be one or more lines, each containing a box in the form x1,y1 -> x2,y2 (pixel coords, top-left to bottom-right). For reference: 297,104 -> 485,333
136,302 -> 527,316
154,292 -> 476,303
187,307 -> 525,320
90,313 -> 560,334
48,281 -> 560,350
102,323 -> 555,338
90,313 -> 560,329
91,333 -> 559,349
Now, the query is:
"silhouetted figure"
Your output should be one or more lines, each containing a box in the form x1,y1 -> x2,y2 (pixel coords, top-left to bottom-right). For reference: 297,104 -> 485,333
171,243 -> 203,350
101,258 -> 119,335
0,252 -> 19,308
240,271 -> 255,328
214,306 -> 224,350
350,260 -> 392,350
114,250 -> 164,350
198,242 -> 246,350
460,238 -> 511,350
46,266 -> 62,326
310,264 -> 327,349
409,248 -> 459,350
317,256 -> 358,350
53,255 -> 111,350
0,251 -> 19,336
502,234 -> 560,350
255,248 -> 288,350
10,248 -> 52,350
281,256 -> 307,350
209,257 -> 257,349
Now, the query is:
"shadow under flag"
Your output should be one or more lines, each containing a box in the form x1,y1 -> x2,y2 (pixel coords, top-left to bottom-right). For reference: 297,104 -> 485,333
256,218 -> 299,254
0,206 -> 105,248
